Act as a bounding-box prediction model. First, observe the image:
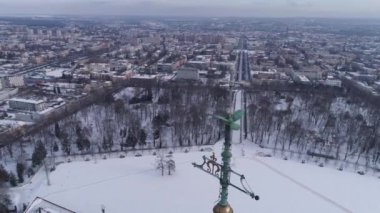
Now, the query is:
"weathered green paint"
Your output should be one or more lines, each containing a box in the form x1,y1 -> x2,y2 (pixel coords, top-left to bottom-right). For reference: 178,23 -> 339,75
218,123 -> 233,206
213,110 -> 242,207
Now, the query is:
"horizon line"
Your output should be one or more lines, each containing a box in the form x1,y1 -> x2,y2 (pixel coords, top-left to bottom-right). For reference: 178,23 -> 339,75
1,14 -> 380,20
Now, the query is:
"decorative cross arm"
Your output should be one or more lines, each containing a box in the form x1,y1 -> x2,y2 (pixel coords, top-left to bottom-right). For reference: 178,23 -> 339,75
192,154 -> 259,201
192,153 -> 221,178
212,110 -> 243,130
229,170 -> 260,200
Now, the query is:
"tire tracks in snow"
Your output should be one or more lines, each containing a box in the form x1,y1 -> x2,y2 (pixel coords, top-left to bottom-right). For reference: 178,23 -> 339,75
251,156 -> 353,213
40,159 -> 194,199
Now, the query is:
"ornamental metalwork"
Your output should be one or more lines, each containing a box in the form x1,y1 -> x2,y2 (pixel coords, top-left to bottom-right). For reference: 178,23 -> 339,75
192,109 -> 259,212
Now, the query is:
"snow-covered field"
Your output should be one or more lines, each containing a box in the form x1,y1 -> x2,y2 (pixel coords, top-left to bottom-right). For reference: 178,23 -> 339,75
11,142 -> 380,213
9,89 -> 380,213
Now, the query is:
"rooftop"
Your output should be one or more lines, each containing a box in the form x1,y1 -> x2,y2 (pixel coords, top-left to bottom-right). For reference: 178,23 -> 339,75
25,197 -> 76,213
9,98 -> 45,104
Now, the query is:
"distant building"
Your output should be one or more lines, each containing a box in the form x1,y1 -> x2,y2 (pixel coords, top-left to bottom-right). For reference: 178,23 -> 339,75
37,29 -> 43,36
294,66 -> 324,80
8,98 -> 46,112
39,82 -> 80,95
252,69 -> 280,80
7,75 -> 25,87
176,68 -> 200,80
319,79 -> 342,87
185,61 -> 208,70
0,88 -> 18,102
0,76 -> 25,88
57,29 -> 62,37
27,28 -> 34,36
157,63 -> 174,73
292,73 -> 311,85
0,78 -> 4,90
347,72 -> 377,83
14,111 -> 42,122
374,81 -> 380,92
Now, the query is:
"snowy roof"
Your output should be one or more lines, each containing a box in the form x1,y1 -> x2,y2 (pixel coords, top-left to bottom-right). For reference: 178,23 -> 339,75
25,197 -> 76,213
45,68 -> 66,78
187,60 -> 207,64
131,74 -> 157,79
298,75 -> 310,82
9,98 -> 45,104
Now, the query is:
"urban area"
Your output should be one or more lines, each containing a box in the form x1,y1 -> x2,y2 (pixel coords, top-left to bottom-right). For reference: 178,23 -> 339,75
0,16 -> 379,213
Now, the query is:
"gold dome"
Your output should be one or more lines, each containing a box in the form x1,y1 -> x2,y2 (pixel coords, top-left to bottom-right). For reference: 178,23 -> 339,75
213,204 -> 233,213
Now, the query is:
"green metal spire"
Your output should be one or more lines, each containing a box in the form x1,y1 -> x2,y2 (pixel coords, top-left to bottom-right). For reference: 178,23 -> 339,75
192,108 -> 259,213
214,110 -> 242,207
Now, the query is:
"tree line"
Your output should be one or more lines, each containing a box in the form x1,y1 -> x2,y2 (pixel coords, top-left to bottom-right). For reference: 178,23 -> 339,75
246,90 -> 380,168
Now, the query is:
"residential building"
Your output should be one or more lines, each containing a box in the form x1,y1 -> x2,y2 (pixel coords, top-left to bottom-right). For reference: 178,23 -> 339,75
8,75 -> 25,87
8,98 -> 46,112
176,68 -> 200,80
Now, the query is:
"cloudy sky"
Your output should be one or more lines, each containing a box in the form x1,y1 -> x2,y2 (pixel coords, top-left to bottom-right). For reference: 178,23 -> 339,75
0,0 -> 379,18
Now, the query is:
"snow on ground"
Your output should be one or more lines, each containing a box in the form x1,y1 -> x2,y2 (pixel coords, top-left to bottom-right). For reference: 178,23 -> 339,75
274,98 -> 289,111
233,90 -> 242,143
113,87 -> 136,101
0,119 -> 32,133
0,119 -> 31,126
8,88 -> 380,213
10,142 -> 380,213
45,68 -> 66,78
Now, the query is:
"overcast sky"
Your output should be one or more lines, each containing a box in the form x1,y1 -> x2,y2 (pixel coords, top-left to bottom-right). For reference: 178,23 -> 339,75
0,0 -> 379,18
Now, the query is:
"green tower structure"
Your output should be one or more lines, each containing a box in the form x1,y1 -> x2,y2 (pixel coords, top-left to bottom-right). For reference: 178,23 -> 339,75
213,123 -> 234,213
213,110 -> 241,213
193,110 -> 259,213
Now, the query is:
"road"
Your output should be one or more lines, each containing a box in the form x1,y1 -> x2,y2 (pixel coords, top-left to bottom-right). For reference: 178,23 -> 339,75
240,51 -> 251,81
235,37 -> 353,213
234,37 -> 251,143
235,38 -> 251,82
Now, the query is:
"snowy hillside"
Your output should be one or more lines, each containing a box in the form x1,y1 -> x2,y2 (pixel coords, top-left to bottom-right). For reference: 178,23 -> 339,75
10,142 -> 380,213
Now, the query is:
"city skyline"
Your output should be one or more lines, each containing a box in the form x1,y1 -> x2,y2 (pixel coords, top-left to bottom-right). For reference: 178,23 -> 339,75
0,0 -> 379,18
1,5 -> 380,213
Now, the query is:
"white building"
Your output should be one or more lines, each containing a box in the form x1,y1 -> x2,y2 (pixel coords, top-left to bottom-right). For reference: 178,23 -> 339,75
27,28 -> 34,36
319,76 -> 342,87
320,79 -> 342,87
57,30 -> 62,37
252,69 -> 280,80
8,76 -> 25,87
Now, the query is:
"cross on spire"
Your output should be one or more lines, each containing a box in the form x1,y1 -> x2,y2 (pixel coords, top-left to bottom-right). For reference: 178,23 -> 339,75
192,110 -> 259,213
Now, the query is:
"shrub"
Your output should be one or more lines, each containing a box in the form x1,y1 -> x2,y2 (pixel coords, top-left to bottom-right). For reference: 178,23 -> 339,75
9,172 -> 17,187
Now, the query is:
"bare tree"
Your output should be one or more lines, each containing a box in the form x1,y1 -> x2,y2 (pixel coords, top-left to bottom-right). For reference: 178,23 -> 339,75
166,158 -> 176,175
155,153 -> 165,176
